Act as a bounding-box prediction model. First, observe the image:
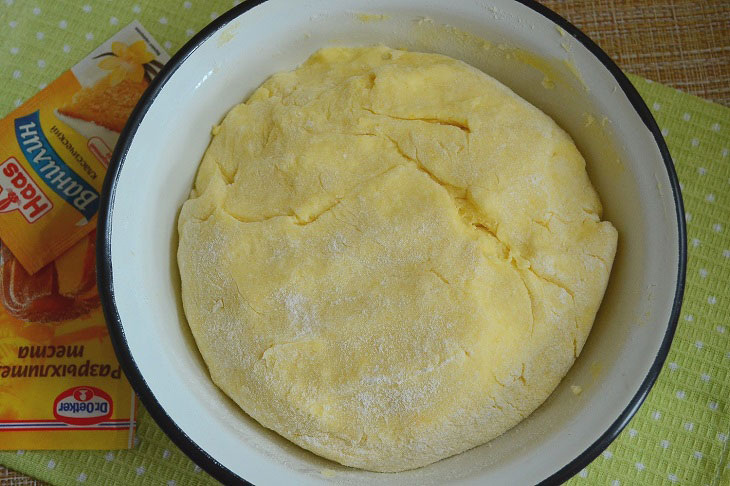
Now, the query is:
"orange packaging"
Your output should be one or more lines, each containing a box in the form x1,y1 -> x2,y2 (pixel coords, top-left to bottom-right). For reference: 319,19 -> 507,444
0,22 -> 169,449
0,232 -> 137,449
0,21 -> 169,274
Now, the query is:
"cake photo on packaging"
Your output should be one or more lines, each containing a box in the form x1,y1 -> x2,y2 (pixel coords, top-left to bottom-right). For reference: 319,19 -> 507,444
178,46 -> 618,472
55,36 -> 164,155
0,21 -> 169,450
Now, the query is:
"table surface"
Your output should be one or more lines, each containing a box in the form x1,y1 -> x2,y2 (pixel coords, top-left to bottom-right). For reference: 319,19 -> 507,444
1,0 -> 728,484
544,0 -> 730,107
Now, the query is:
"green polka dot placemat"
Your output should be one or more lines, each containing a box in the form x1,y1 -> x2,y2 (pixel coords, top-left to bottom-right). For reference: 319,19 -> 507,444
1,1 -> 729,485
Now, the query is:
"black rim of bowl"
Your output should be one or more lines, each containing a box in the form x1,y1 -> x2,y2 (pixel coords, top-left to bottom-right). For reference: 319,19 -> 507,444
97,1 -> 687,484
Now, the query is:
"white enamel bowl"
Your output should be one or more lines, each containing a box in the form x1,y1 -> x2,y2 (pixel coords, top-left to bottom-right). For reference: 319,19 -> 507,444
98,1 -> 686,484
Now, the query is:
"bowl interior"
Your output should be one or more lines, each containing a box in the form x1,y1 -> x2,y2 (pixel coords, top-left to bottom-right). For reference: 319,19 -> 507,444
105,0 -> 682,484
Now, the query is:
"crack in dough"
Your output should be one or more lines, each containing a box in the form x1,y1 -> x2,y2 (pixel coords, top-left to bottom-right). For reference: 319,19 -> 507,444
362,106 -> 471,133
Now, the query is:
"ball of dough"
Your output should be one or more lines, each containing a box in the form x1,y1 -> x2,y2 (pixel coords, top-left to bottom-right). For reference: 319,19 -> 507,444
177,46 -> 617,472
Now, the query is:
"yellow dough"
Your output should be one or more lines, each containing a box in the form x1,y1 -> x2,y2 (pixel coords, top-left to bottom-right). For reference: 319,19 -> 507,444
177,46 -> 617,472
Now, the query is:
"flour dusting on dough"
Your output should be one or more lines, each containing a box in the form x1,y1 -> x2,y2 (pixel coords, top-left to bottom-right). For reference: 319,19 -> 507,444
177,46 -> 617,472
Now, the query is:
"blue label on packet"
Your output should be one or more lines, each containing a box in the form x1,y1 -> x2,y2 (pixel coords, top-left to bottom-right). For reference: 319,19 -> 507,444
14,110 -> 99,222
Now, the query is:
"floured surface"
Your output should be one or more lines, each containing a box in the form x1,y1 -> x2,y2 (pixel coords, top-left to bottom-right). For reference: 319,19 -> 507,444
177,46 -> 617,472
